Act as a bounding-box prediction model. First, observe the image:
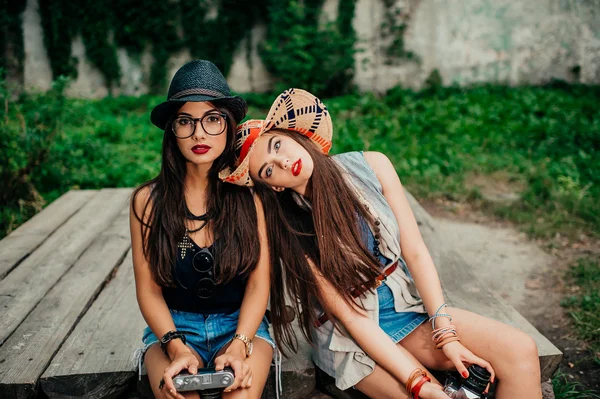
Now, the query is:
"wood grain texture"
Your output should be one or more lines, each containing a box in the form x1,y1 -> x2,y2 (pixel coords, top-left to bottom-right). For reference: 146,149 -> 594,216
405,192 -> 562,381
0,190 -> 95,280
0,205 -> 131,399
40,250 -> 146,399
0,188 -> 132,345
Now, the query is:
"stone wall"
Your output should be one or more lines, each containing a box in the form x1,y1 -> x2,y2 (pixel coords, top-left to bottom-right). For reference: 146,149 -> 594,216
19,0 -> 600,98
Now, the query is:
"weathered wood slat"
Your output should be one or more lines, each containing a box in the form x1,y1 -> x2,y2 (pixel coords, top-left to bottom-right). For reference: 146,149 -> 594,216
405,192 -> 562,381
40,251 -> 146,399
0,190 -> 95,280
0,188 -> 132,345
0,206 -> 131,399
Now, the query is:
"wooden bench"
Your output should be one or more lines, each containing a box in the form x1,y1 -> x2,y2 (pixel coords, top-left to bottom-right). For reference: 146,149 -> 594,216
0,189 -> 561,398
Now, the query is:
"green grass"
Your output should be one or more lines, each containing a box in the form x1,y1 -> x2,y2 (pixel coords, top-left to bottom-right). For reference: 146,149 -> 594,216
552,371 -> 600,399
562,258 -> 600,360
1,82 -> 599,241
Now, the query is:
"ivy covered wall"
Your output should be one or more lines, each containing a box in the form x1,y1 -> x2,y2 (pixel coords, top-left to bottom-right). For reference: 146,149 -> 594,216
4,0 -> 600,97
5,0 -> 362,97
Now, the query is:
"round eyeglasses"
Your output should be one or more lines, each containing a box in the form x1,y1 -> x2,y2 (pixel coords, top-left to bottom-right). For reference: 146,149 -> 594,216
171,112 -> 228,138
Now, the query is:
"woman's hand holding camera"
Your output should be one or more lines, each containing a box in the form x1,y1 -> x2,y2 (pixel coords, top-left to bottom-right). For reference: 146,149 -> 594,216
161,349 -> 199,399
214,342 -> 253,392
441,341 -> 495,393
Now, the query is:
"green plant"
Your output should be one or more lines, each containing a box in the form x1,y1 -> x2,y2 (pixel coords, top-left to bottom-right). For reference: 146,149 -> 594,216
260,0 -> 357,96
380,0 -> 418,64
562,258 -> 600,359
552,370 -> 600,399
0,75 -> 70,234
8,1 -> 368,96
0,0 -> 27,81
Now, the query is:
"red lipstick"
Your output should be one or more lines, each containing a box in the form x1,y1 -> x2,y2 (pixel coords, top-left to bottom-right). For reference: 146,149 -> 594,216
292,159 -> 302,176
192,144 -> 211,154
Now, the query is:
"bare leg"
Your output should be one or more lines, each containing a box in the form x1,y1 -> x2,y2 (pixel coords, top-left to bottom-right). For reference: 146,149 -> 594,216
353,342 -> 441,399
220,338 -> 274,399
400,307 -> 542,399
144,343 -> 205,399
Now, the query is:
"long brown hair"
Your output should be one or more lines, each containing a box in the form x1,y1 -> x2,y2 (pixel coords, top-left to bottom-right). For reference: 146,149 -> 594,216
132,103 -> 260,286
255,130 -> 382,355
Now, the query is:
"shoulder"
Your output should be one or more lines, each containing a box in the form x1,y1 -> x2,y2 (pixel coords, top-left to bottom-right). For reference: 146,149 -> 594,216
362,151 -> 398,182
363,151 -> 393,170
131,184 -> 153,220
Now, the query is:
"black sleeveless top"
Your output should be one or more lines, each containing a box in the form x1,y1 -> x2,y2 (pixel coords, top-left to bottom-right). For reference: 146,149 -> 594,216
162,238 -> 247,314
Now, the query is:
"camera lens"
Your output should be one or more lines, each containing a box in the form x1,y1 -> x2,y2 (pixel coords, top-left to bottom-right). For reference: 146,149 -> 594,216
463,365 -> 491,394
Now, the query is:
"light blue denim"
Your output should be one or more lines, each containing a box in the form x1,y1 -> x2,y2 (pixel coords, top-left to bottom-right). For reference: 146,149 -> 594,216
141,308 -> 274,365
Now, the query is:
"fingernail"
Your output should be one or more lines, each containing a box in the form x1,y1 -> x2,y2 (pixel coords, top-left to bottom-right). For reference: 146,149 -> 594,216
462,371 -> 468,378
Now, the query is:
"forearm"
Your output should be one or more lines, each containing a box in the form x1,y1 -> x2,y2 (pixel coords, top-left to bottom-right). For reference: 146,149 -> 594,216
235,279 -> 269,339
342,314 -> 423,384
137,288 -> 190,358
404,250 -> 449,327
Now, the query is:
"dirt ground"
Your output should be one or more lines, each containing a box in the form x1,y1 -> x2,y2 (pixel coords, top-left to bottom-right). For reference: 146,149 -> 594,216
423,199 -> 600,393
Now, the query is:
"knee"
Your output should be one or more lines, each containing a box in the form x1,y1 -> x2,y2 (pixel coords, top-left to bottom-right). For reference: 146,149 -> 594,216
504,332 -> 540,371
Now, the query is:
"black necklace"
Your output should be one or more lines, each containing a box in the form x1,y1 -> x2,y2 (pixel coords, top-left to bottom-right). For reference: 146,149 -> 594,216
185,204 -> 212,221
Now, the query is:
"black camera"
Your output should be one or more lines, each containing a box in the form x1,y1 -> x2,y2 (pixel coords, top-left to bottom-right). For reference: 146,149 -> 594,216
443,365 -> 491,399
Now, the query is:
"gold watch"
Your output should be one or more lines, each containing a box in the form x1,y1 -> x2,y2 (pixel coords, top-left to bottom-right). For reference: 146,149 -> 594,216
232,333 -> 253,357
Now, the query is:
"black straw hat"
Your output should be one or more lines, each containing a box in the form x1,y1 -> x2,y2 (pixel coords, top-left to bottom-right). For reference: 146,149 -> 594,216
151,60 -> 248,130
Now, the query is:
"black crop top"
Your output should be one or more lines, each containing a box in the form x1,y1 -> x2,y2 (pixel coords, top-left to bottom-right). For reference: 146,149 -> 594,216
162,238 -> 247,314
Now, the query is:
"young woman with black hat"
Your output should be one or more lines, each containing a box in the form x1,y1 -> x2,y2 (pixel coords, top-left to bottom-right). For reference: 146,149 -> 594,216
131,60 -> 274,399
221,89 -> 542,399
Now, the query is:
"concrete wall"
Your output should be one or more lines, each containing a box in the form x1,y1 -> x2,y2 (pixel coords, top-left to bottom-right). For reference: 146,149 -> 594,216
20,0 -> 600,98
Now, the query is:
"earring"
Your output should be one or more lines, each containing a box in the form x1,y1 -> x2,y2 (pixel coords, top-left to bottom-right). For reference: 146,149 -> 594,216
273,187 -> 284,192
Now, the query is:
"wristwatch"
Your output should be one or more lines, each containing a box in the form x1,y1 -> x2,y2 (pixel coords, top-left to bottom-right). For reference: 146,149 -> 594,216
232,333 -> 253,357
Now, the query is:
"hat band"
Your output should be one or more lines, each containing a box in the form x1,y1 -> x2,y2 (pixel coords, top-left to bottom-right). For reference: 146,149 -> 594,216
239,128 -> 262,164
170,88 -> 227,100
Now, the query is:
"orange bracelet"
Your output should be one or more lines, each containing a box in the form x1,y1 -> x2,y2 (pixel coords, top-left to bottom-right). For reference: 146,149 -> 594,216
405,368 -> 427,393
433,330 -> 457,344
412,375 -> 431,399
436,336 -> 461,350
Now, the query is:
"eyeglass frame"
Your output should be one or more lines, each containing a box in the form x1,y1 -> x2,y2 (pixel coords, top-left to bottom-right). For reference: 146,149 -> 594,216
171,111 -> 228,138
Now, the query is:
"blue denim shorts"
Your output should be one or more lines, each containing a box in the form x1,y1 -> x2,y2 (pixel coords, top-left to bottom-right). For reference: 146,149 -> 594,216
140,308 -> 274,366
377,282 -> 428,343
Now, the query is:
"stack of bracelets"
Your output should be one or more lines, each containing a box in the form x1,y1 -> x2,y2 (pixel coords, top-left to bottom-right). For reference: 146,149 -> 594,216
406,368 -> 431,399
404,304 -> 458,398
428,303 -> 459,349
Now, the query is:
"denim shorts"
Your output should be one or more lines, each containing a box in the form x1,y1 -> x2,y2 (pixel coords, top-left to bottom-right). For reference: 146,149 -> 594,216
377,282 -> 428,343
140,308 -> 274,366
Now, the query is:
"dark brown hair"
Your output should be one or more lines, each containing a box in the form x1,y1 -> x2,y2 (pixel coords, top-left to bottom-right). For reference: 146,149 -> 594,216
254,130 -> 382,355
132,103 -> 260,286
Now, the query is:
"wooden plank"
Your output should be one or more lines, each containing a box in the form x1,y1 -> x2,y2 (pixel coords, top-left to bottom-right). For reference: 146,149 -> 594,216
0,205 -> 131,399
40,250 -> 146,399
0,190 -> 95,280
0,188 -> 132,345
405,192 -> 563,381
